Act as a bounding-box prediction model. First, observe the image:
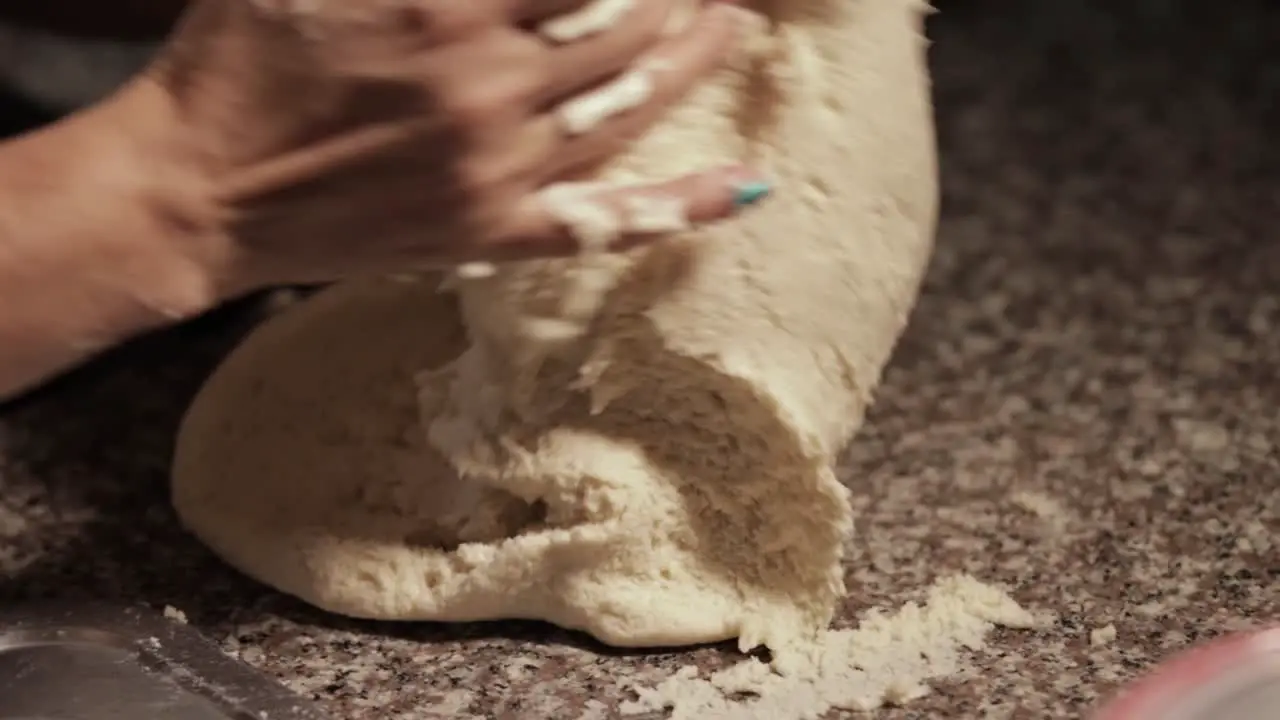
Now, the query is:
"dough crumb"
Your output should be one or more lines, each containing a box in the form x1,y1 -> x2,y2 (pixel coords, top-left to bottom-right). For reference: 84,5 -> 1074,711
454,262 -> 497,280
621,575 -> 1037,719
0,503 -> 28,537
1009,490 -> 1070,533
1172,418 -> 1231,454
259,288 -> 306,316
162,605 -> 189,624
1090,624 -> 1117,647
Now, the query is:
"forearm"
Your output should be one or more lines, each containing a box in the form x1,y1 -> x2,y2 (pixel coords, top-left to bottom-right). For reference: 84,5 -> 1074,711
0,80 -> 224,401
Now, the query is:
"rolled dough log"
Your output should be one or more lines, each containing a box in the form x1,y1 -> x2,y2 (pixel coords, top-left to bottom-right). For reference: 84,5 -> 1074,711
172,0 -> 938,658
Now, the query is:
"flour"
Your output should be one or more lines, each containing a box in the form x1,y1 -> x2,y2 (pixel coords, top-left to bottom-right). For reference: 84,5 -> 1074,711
1009,489 -> 1071,534
163,605 -> 189,624
1090,624 -> 1118,647
0,502 -> 28,538
555,69 -> 657,135
454,263 -> 497,280
171,0 -> 959,714
533,181 -> 692,322
536,182 -> 625,319
538,0 -> 637,43
540,0 -> 651,135
623,576 -> 1040,719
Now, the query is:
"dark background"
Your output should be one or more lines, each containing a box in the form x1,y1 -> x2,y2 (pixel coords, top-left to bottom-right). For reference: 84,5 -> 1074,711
0,79 -> 54,136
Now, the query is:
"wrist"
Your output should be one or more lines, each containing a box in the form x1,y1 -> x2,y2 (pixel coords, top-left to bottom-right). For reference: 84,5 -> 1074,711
75,75 -> 242,314
0,75 -> 236,336
0,80 -> 213,397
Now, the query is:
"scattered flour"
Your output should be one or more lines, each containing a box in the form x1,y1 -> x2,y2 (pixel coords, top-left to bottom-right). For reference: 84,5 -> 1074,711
1090,624 -> 1118,647
163,605 -> 189,624
539,0 -> 637,43
622,575 -> 1040,719
454,263 -> 497,281
537,0 -> 652,136
1009,490 -> 1071,533
1172,418 -> 1231,454
555,69 -> 657,135
575,699 -> 613,720
0,502 -> 28,538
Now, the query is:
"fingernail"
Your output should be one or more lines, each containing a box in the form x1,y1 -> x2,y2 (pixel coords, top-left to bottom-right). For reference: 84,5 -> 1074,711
732,179 -> 773,208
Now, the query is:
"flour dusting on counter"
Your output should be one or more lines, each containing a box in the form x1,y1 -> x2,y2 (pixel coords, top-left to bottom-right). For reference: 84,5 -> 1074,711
623,575 -> 1041,719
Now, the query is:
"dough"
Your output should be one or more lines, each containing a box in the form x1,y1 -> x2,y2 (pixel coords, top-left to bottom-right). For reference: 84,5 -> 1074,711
172,0 -> 938,661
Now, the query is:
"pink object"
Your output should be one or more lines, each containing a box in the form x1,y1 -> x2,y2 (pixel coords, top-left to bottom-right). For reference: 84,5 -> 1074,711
1093,627 -> 1280,720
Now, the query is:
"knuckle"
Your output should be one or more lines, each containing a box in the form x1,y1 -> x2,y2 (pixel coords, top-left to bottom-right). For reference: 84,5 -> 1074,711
402,0 -> 501,40
453,155 -> 527,205
441,84 -> 510,127
441,68 -> 534,127
507,38 -> 552,98
430,36 -> 545,126
453,160 -> 501,198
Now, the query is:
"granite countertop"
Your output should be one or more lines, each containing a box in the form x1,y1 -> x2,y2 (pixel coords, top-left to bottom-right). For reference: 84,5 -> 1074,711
1,1 -> 1277,718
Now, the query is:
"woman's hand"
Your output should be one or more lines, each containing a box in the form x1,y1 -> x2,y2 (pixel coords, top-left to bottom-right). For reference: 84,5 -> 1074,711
140,0 -> 764,298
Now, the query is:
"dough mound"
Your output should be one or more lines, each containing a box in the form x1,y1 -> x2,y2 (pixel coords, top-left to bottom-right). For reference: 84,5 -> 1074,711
172,0 -> 938,654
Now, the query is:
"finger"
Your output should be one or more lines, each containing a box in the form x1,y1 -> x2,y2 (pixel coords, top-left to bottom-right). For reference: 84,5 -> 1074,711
481,165 -> 773,262
535,2 -> 749,177
533,0 -> 677,106
314,0 -> 503,47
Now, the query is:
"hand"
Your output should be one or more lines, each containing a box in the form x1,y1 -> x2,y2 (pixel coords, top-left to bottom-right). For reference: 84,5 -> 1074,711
138,0 -> 766,297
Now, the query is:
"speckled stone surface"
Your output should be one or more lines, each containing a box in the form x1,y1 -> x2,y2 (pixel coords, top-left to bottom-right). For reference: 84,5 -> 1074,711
1,1 -> 1277,718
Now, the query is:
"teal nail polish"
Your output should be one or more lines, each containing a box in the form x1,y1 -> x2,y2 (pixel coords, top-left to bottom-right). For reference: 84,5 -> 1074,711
732,181 -> 772,208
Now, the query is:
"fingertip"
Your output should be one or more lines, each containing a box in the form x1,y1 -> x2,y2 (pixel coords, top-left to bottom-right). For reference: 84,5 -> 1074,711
726,172 -> 773,210
677,165 -> 775,223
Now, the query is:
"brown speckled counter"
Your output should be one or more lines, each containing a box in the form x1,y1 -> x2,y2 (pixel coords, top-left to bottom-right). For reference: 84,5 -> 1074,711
1,1 -> 1277,718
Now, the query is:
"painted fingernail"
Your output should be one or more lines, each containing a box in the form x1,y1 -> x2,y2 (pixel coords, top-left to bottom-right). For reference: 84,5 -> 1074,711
732,180 -> 773,208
